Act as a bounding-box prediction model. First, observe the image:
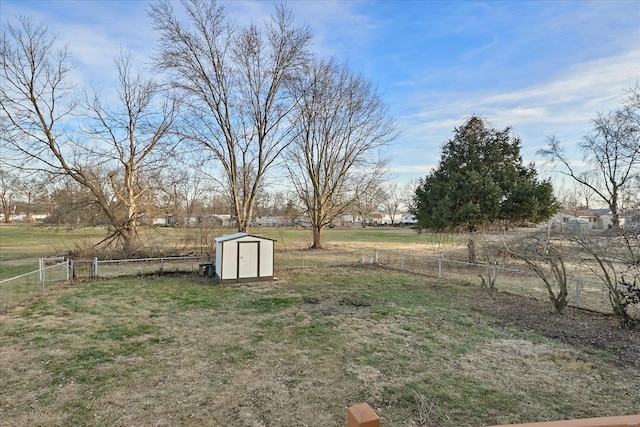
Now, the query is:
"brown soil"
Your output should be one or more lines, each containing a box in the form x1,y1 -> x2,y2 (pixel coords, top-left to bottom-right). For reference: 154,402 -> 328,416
462,288 -> 640,369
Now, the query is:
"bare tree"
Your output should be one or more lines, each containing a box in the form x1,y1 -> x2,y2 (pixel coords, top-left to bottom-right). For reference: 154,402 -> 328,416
16,172 -> 47,219
355,185 -> 386,227
0,168 -> 20,222
621,173 -> 640,212
540,85 -> 640,229
554,183 -> 578,211
379,183 -> 399,225
380,182 -> 414,225
45,176 -> 106,226
1,17 -> 176,255
80,52 -> 177,252
150,0 -> 312,233
157,166 -> 213,226
571,230 -> 640,328
576,171 -> 597,209
1,17 -> 77,176
284,57 -> 396,248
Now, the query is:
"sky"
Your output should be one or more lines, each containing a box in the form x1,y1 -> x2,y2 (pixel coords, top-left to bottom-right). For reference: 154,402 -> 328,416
2,0 -> 639,187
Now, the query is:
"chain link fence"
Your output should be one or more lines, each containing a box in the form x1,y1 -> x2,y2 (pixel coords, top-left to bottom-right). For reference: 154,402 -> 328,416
0,259 -> 69,311
71,256 -> 209,279
2,249 -> 637,320
275,249 -> 368,270
375,249 -> 639,318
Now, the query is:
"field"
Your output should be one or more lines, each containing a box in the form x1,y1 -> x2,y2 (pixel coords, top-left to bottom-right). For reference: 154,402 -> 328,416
0,224 -> 639,426
0,224 -> 464,279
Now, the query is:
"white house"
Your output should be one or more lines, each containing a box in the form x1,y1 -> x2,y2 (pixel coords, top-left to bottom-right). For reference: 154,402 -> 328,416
549,209 -> 614,231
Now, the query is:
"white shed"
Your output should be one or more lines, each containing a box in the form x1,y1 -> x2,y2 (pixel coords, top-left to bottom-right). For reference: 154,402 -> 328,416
214,232 -> 275,284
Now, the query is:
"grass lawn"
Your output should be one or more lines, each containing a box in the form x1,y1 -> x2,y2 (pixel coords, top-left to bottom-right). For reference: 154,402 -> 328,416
1,266 -> 638,426
0,224 -> 109,279
0,223 -> 109,262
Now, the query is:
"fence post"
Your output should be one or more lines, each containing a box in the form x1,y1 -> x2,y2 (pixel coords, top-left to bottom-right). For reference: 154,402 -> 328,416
66,259 -> 70,281
438,258 -> 442,278
347,403 -> 380,427
93,257 -> 98,278
39,258 -> 45,292
373,250 -> 378,264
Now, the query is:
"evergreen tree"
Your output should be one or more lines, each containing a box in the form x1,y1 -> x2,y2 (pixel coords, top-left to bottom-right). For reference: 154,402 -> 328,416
412,116 -> 558,232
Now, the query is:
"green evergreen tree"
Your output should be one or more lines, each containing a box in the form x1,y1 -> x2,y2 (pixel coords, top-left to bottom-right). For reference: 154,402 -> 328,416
411,116 -> 558,232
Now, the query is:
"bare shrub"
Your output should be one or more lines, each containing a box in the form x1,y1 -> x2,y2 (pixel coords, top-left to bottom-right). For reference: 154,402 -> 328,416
473,234 -> 514,299
505,231 -> 570,313
571,230 -> 640,328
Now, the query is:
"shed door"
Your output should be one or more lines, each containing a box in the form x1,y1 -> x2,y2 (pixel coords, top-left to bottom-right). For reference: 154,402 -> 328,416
238,241 -> 259,279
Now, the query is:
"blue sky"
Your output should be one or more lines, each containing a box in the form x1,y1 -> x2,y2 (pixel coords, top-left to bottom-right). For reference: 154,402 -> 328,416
2,0 -> 639,186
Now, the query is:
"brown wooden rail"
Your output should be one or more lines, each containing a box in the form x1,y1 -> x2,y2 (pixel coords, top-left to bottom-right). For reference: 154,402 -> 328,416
345,404 -> 639,427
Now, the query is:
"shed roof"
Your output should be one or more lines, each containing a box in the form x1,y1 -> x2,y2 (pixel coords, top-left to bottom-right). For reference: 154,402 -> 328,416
214,232 -> 276,243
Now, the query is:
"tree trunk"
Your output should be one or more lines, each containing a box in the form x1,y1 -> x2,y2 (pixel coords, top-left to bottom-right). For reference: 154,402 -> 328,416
238,221 -> 248,233
311,225 -> 323,249
467,236 -> 477,264
119,225 -> 137,258
1,206 -> 11,223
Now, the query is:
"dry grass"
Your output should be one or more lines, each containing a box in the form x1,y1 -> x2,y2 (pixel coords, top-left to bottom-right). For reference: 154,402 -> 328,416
1,266 -> 638,426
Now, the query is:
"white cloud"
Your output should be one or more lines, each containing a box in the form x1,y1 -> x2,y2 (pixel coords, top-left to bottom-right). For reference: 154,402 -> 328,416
389,46 -> 639,183
401,47 -> 639,139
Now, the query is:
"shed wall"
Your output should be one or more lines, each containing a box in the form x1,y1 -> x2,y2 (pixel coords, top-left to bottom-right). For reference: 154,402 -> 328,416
259,241 -> 273,277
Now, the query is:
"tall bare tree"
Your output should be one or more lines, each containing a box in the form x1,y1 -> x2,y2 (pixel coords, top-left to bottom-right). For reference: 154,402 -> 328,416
1,17 -> 176,255
1,17 -> 76,176
285,58 -> 396,248
81,52 -> 177,252
540,85 -> 640,229
150,0 -> 312,232
0,168 -> 19,222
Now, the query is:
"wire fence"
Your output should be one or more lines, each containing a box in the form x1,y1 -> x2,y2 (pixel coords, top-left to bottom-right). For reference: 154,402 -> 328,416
275,249 -> 366,270
0,260 -> 69,312
375,249 -> 639,318
1,249 -> 637,320
71,256 -> 209,279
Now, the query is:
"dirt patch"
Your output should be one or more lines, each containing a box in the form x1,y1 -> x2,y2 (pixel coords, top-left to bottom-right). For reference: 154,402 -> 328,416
462,288 -> 640,369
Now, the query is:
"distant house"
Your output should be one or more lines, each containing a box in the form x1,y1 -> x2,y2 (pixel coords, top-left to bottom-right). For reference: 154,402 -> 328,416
621,211 -> 640,230
369,212 -> 384,225
201,214 -> 234,228
400,213 -> 418,226
254,216 -> 290,227
152,215 -> 177,226
379,213 -> 402,225
549,209 -> 614,231
0,213 -> 48,222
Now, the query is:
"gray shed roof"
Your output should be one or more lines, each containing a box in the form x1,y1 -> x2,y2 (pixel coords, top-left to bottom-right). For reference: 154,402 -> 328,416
214,232 -> 276,243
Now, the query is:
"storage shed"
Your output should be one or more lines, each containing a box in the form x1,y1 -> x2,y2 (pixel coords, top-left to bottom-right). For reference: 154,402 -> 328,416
214,232 -> 275,284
